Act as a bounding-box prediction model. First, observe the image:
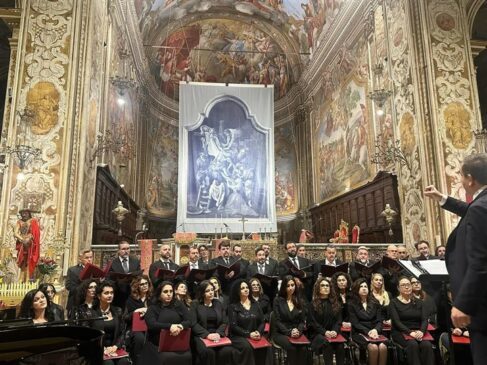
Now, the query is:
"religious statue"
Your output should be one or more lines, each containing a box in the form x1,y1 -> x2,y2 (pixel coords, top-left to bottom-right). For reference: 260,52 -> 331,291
352,224 -> 360,243
299,229 -> 314,243
381,203 -> 398,236
13,209 -> 40,282
329,219 -> 349,243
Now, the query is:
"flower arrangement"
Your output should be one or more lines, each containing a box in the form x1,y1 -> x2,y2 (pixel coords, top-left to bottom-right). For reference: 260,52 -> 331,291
37,257 -> 58,275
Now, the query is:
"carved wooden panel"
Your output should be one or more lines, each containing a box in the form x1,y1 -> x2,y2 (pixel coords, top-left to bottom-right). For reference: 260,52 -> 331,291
310,172 -> 402,243
92,166 -> 140,245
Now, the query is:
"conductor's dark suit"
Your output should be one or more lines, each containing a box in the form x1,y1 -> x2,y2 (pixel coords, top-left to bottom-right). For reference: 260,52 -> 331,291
442,189 -> 487,364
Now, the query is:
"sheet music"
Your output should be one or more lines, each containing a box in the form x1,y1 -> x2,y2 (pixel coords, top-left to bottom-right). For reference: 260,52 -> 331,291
417,259 -> 449,275
399,260 -> 423,278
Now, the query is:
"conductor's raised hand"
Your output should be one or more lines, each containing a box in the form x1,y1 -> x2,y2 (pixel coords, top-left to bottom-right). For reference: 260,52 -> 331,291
424,185 -> 443,202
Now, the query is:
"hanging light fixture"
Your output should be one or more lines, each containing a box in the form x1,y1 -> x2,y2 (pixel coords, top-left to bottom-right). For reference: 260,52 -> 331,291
109,47 -> 136,95
368,63 -> 392,116
0,108 -> 41,171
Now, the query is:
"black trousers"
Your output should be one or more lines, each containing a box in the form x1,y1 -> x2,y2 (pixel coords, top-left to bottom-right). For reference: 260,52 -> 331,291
470,329 -> 487,365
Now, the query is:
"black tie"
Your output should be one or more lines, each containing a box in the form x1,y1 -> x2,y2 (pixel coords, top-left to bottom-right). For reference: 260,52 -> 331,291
224,258 -> 229,266
259,264 -> 265,274
164,261 -> 170,270
293,257 -> 299,269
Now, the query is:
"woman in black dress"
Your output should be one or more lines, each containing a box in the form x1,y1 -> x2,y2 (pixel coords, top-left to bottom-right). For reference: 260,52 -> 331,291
91,281 -> 130,365
70,279 -> 98,323
411,278 -> 437,326
140,281 -> 192,365
370,273 -> 391,326
18,288 -> 62,324
331,272 -> 352,330
249,278 -> 271,322
191,280 -> 234,365
272,275 -> 309,365
39,283 -> 65,320
209,276 -> 228,309
349,278 -> 387,365
228,278 -> 272,365
307,277 -> 345,365
124,275 -> 152,364
390,276 -> 434,365
175,280 -> 192,309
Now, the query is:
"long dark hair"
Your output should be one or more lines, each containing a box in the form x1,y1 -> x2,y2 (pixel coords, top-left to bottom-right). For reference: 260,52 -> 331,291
195,280 -> 215,304
350,278 -> 378,307
331,272 -> 352,294
278,275 -> 303,310
152,281 -> 175,306
74,279 -> 98,307
93,281 -> 115,310
312,277 -> 341,314
229,279 -> 249,304
38,283 -> 56,302
18,288 -> 55,321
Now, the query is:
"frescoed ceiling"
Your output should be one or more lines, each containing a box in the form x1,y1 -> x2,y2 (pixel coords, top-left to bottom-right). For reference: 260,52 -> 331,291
134,0 -> 346,100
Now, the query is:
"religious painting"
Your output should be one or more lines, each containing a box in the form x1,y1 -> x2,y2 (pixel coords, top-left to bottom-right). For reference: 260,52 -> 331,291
399,112 -> 416,155
146,121 -> 179,217
151,19 -> 292,100
139,0 -> 345,71
186,99 -> 267,219
178,83 -> 276,234
26,82 -> 59,135
275,124 -> 298,215
443,102 -> 472,150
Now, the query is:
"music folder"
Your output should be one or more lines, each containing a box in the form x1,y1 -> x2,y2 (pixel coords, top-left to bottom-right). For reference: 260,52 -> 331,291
155,265 -> 189,281
403,331 -> 434,341
284,260 -> 313,279
247,337 -> 272,348
451,334 -> 470,344
200,337 -> 232,348
216,261 -> 241,277
132,312 -> 147,332
353,261 -> 382,278
323,334 -> 347,343
320,263 -> 349,277
252,273 -> 279,290
109,270 -> 144,281
381,256 -> 403,273
79,261 -> 112,280
287,334 -> 310,344
159,328 -> 191,352
103,348 -> 129,360
359,334 -> 388,342
186,267 -> 217,282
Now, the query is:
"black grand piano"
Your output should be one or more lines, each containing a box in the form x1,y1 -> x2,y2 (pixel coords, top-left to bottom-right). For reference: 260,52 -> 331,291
0,322 -> 104,365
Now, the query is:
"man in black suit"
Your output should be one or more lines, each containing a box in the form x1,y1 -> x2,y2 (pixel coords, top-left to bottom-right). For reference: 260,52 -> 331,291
148,243 -> 179,284
349,245 -> 373,281
211,240 -> 237,295
109,240 -> 141,309
198,244 -> 212,267
397,245 -> 409,260
313,244 -> 343,279
65,248 -> 93,315
232,243 -> 249,278
262,243 -> 278,274
413,240 -> 438,261
425,153 -> 487,365
278,242 -> 312,278
187,246 -> 208,296
247,246 -> 278,278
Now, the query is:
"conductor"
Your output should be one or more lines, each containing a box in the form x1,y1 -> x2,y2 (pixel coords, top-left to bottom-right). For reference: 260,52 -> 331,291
424,153 -> 487,365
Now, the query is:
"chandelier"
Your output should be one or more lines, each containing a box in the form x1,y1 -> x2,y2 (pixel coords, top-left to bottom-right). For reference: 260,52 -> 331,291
368,63 -> 392,115
90,127 -> 136,164
109,48 -> 136,95
0,108 -> 41,171
371,133 -> 410,171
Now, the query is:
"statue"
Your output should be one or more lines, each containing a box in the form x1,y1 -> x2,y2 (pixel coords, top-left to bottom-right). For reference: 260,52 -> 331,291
13,209 -> 40,282
299,229 -> 314,243
329,219 -> 349,243
381,203 -> 398,236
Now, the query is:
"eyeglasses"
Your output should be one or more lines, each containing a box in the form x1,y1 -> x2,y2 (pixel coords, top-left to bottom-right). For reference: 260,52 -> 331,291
399,283 -> 412,288
162,290 -> 173,294
320,283 -> 330,287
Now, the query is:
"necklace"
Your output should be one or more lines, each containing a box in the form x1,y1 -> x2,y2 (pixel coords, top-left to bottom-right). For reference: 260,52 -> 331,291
101,306 -> 111,316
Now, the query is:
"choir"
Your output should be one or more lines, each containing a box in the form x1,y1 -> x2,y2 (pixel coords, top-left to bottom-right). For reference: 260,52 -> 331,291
13,242 -> 472,365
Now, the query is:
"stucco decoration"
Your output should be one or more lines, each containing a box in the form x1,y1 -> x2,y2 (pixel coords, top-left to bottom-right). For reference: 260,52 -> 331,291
2,0 -> 74,264
386,0 -> 427,245
427,0 -> 477,228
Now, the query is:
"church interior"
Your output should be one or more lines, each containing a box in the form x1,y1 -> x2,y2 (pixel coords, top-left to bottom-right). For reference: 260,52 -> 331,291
0,0 -> 486,333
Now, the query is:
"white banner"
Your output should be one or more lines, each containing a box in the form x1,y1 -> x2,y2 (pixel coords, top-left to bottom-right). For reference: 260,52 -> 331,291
177,82 -> 277,234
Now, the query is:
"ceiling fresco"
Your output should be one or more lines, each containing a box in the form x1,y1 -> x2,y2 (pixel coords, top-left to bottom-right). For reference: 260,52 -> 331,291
134,0 -> 346,100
